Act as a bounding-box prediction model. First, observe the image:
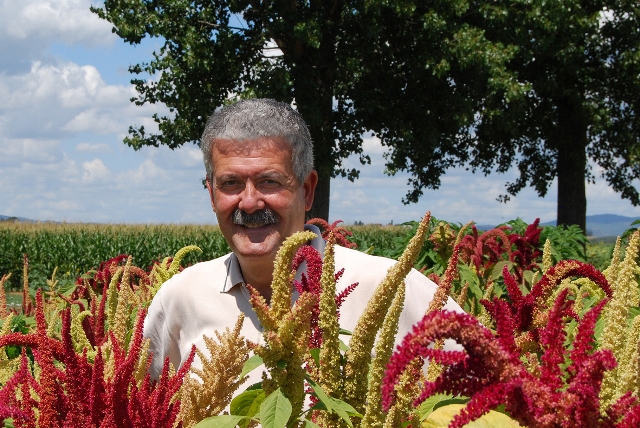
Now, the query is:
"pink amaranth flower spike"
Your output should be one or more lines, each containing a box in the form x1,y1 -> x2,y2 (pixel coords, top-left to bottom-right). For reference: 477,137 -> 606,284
382,286 -> 636,427
0,300 -> 195,428
291,244 -> 359,350
306,218 -> 358,249
509,218 -> 543,283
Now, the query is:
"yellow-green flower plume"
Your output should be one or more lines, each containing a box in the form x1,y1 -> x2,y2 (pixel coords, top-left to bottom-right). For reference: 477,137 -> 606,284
342,212 -> 431,414
361,279 -> 406,428
270,230 -> 318,323
600,230 -> 640,409
318,233 -> 342,397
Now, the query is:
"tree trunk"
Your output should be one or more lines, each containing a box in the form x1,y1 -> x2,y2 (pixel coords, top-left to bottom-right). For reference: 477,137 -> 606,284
293,78 -> 334,221
555,96 -> 588,233
288,6 -> 338,222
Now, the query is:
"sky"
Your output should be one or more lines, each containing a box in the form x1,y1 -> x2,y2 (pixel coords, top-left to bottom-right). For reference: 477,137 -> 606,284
1,0 -> 639,227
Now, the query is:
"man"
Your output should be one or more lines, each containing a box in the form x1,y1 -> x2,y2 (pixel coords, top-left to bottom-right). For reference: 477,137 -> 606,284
143,98 -> 463,382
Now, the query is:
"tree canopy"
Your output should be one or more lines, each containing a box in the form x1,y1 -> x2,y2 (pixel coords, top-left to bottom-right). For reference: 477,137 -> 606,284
92,0 -> 358,220
346,0 -> 640,231
93,0 -> 640,229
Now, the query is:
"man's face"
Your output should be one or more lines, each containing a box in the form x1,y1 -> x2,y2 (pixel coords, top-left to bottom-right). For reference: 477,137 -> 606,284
206,137 -> 317,264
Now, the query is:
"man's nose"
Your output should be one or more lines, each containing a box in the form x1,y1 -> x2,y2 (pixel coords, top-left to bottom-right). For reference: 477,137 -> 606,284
237,181 -> 265,213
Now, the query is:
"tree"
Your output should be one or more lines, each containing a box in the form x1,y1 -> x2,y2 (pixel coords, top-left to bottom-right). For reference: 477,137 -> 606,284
92,0 -> 367,220
345,0 -> 640,232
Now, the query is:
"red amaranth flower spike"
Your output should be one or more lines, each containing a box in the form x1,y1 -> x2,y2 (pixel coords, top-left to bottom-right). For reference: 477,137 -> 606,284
568,298 -> 609,379
458,225 -> 511,274
306,218 -> 357,248
538,288 -> 574,391
502,260 -> 611,333
509,218 -> 543,282
382,285 -> 630,427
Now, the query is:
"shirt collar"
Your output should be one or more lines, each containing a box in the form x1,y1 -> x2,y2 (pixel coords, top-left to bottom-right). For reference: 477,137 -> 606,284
221,223 -> 325,293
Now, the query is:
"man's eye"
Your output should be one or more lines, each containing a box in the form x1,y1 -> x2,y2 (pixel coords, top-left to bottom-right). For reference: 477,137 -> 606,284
260,179 -> 282,188
219,180 -> 240,188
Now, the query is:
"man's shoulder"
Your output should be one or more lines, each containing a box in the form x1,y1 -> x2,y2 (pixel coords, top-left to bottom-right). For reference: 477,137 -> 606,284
334,244 -> 398,270
157,252 -> 232,291
333,244 -> 439,291
333,244 -> 407,287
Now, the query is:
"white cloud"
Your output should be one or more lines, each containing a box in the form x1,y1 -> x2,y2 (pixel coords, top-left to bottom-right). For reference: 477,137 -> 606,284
0,0 -> 114,46
82,158 -> 111,183
76,142 -> 111,152
0,61 -> 165,139
177,145 -> 204,168
0,0 -> 117,74
117,159 -> 169,187
63,109 -> 124,134
0,138 -> 64,165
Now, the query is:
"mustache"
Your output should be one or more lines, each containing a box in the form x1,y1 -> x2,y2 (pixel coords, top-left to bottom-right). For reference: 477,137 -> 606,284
232,208 -> 279,227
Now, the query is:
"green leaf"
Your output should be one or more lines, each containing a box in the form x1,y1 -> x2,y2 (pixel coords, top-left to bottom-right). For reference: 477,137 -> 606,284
306,378 -> 334,413
417,394 -> 454,421
309,348 -> 321,367
339,328 -> 353,335
306,378 -> 362,427
304,421 -> 322,428
594,317 -> 604,341
339,339 -> 350,351
230,388 -> 266,427
259,388 -> 292,428
240,354 -> 264,378
193,415 -> 248,428
490,261 -> 512,282
459,264 -> 483,301
422,404 -> 522,427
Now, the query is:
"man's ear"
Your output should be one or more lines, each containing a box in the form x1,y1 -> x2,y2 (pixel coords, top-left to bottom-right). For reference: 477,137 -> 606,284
303,170 -> 318,211
206,177 -> 217,213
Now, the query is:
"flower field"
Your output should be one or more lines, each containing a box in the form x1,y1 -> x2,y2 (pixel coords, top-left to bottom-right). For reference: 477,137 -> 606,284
1,215 -> 638,427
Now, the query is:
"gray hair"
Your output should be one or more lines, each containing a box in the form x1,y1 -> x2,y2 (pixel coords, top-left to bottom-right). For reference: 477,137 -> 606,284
201,98 -> 314,183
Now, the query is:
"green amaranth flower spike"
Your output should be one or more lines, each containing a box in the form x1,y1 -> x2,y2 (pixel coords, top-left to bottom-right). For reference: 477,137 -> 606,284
0,313 -> 20,385
70,306 -> 95,360
250,230 -> 320,425
112,256 -> 136,348
342,212 -> 431,416
600,230 -> 640,409
425,221 -> 471,315
105,266 -> 124,332
542,239 -> 552,273
614,314 -> 640,403
258,292 -> 317,423
270,230 -> 318,324
603,236 -> 622,285
151,245 -> 202,294
477,280 -> 495,328
361,279 -> 406,428
318,233 -> 342,397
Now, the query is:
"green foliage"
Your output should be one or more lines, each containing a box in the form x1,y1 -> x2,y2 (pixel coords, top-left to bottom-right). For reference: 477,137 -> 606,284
588,240 -> 617,271
345,0 -> 640,231
2,218 -> 637,427
91,0 -> 373,219
0,223 -> 229,291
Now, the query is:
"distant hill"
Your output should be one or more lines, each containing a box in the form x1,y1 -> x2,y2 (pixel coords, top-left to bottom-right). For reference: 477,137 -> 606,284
478,214 -> 639,238
0,215 -> 34,223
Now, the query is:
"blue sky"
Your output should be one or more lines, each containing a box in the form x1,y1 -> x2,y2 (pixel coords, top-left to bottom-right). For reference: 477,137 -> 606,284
1,0 -> 639,226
